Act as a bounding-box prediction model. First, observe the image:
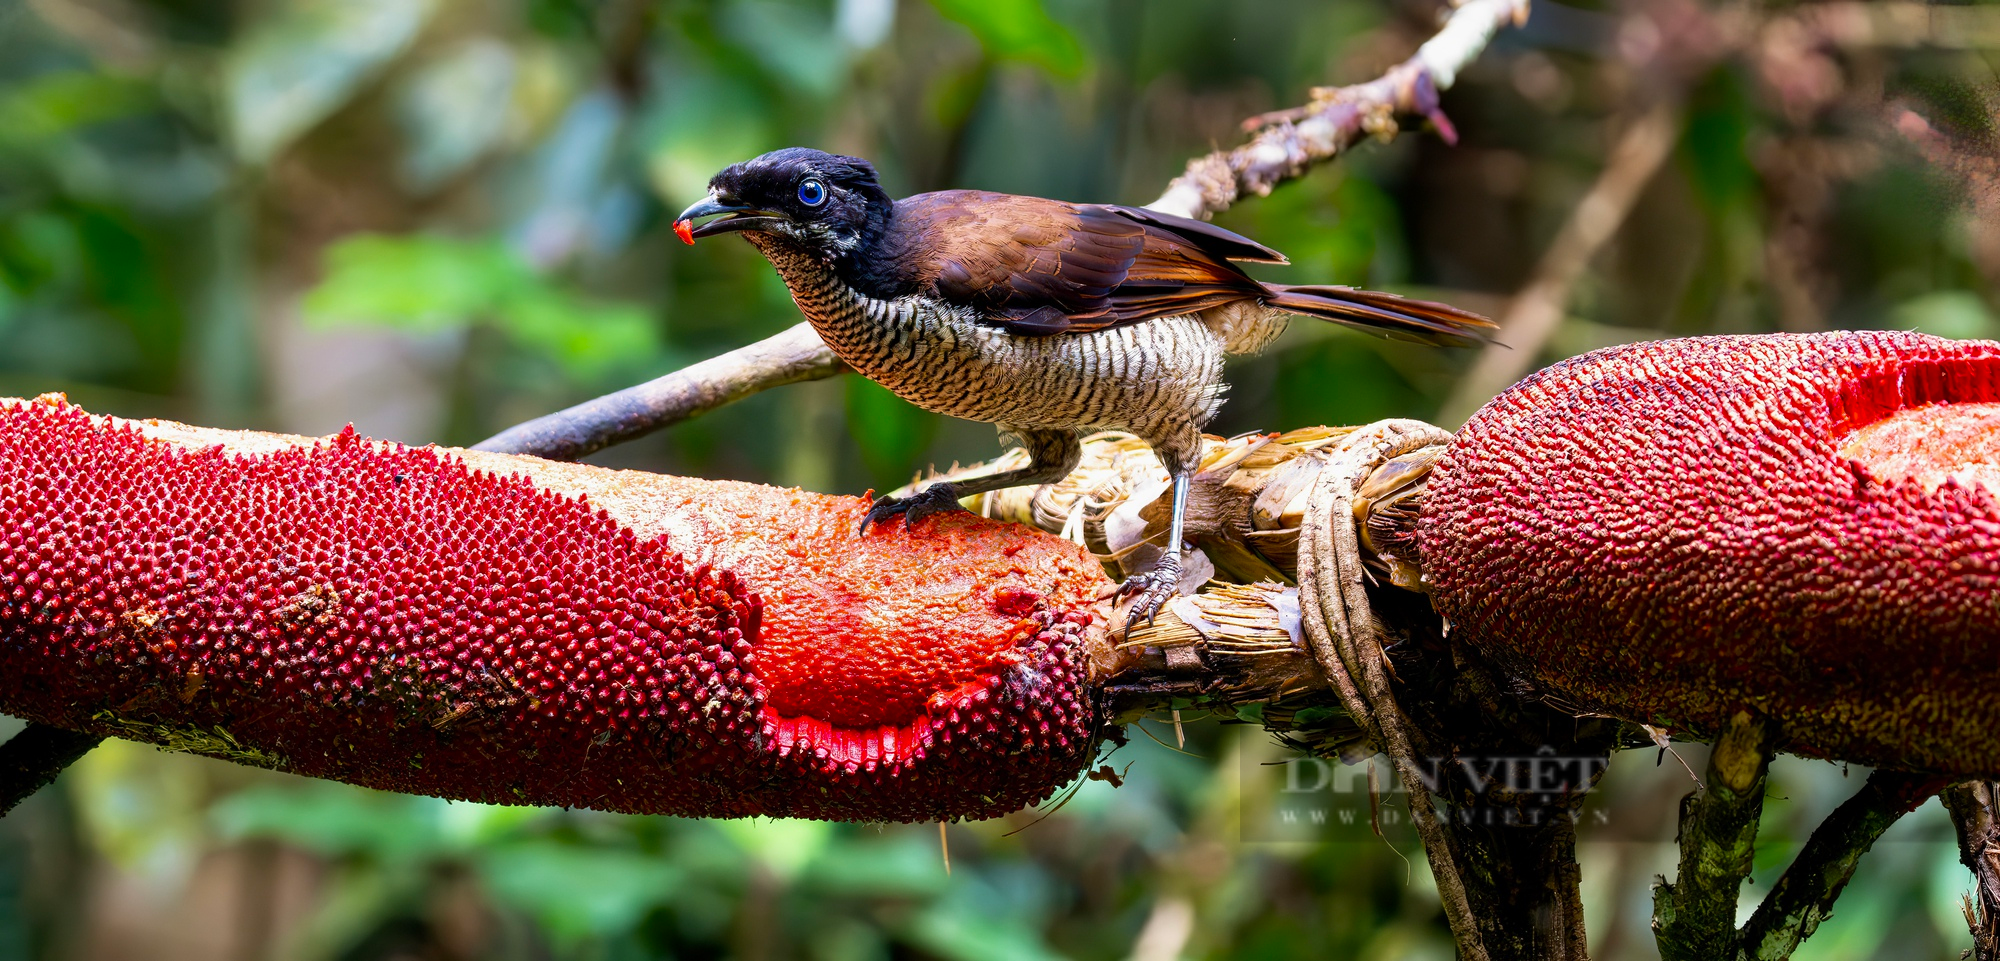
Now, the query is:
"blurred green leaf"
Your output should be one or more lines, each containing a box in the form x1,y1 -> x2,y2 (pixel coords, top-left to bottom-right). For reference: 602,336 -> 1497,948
1893,290 -> 1999,340
304,234 -> 515,331
802,833 -> 948,896
717,818 -> 834,881
477,839 -> 683,944
904,902 -> 1065,961
0,211 -> 83,292
226,0 -> 437,163
0,72 -> 153,149
1679,69 -> 1755,215
643,71 -> 775,205
846,375 -> 939,488
926,0 -> 1085,78
501,287 -> 659,380
213,784 -> 457,862
394,38 -> 519,192
928,61 -> 994,134
303,233 -> 658,379
1275,333 -> 1423,428
719,2 -> 854,96
1221,173 -> 1402,287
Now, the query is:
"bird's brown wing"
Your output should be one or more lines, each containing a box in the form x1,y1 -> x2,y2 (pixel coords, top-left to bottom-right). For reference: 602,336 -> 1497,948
903,191 -> 1274,335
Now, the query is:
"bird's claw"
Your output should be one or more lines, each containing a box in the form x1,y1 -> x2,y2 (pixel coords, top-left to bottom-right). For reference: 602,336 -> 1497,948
858,482 -> 966,534
1116,552 -> 1183,640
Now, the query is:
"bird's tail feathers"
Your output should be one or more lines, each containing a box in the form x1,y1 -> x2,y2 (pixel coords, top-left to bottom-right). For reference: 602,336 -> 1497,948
1261,284 -> 1496,346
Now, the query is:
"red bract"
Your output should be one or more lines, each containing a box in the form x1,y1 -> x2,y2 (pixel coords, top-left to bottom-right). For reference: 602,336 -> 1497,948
0,396 -> 1111,821
1420,331 -> 2000,776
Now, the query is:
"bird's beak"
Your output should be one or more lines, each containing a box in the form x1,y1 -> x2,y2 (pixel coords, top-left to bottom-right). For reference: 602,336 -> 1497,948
674,191 -> 785,244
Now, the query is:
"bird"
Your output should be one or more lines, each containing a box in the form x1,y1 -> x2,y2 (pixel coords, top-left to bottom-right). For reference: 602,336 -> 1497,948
674,147 -> 1494,628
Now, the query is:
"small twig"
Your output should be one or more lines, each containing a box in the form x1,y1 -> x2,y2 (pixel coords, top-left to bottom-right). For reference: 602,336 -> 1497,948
1735,771 -> 1946,960
1435,100 -> 1681,426
1652,711 -> 1776,961
473,322 -> 846,460
1149,0 -> 1531,220
939,821 -> 951,876
0,723 -> 104,817
1944,782 -> 2000,961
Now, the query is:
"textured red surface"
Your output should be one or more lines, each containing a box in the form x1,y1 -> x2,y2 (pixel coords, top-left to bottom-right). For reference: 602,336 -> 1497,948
1420,331 -> 2000,776
0,396 -> 1106,820
1840,401 -> 2000,496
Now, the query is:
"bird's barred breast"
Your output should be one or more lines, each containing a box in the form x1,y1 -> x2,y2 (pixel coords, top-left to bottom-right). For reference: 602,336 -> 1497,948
766,246 -> 1228,437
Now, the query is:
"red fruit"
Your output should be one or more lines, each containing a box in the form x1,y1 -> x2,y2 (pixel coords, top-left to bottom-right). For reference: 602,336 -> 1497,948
0,396 -> 1111,820
1420,331 -> 2000,776
673,219 -> 696,245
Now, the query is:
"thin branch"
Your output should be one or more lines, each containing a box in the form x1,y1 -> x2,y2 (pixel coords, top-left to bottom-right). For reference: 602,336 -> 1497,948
472,322 -> 845,459
0,723 -> 103,817
1434,100 -> 1681,426
1147,0 -> 1529,219
1653,711 -> 1776,961
1736,771 -> 1946,960
1944,782 -> 2000,961
479,1 -> 1532,462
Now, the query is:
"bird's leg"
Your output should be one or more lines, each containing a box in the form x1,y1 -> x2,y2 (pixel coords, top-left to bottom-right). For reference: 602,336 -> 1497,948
1115,470 -> 1191,634
859,428 -> 1082,534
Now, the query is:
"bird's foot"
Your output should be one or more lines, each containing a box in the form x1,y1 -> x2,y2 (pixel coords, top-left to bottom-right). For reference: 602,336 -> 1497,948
858,482 -> 966,534
1116,552 -> 1183,638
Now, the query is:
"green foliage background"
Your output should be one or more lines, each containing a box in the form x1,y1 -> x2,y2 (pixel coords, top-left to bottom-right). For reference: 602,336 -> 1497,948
0,0 -> 1994,957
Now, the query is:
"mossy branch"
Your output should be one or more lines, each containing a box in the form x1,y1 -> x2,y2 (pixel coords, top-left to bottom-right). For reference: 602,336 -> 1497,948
1653,711 -> 1776,961
1736,771 -> 1946,960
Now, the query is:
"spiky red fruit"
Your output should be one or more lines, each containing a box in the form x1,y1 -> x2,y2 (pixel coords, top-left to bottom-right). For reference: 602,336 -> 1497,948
1420,331 -> 2000,776
0,397 -> 1111,821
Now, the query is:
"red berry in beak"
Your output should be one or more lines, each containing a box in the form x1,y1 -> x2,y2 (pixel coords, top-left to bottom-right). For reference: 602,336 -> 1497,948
673,219 -> 695,245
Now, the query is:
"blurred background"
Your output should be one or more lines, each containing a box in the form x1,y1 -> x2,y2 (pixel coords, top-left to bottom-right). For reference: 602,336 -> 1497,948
0,0 -> 1995,957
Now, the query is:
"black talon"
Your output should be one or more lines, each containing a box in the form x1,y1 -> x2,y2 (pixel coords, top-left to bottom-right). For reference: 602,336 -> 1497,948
858,482 -> 967,535
1118,551 -> 1184,640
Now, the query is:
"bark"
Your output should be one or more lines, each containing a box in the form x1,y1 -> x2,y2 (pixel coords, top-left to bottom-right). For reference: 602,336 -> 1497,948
1736,771 -> 1946,959
0,724 -> 103,817
1945,782 -> 2000,961
1653,712 -> 1776,961
473,322 -> 845,460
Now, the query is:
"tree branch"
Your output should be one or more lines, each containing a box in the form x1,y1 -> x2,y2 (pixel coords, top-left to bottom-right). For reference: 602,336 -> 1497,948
1653,711 -> 1776,961
472,322 -> 845,459
1149,0 -> 1528,220
476,0 -> 1531,462
1736,771 -> 1946,960
1945,782 -> 2000,961
0,723 -> 103,817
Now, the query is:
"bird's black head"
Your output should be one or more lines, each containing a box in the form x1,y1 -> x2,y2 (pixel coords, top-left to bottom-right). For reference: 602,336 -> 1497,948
674,147 -> 892,258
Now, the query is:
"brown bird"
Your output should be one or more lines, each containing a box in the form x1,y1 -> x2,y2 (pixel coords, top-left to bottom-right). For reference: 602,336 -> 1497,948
676,148 -> 1493,626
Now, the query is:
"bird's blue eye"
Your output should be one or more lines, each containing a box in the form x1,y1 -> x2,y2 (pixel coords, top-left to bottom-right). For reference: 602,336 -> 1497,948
797,180 -> 827,207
